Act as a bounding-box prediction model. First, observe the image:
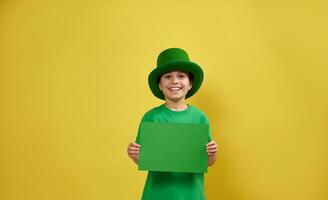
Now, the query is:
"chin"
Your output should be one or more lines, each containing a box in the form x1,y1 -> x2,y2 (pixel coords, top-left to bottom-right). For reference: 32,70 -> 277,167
167,96 -> 185,102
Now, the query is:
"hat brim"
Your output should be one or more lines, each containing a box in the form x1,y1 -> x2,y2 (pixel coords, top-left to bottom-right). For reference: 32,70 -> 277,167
148,60 -> 204,100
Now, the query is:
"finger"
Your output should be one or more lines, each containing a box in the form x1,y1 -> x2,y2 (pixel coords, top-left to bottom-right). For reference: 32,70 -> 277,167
207,144 -> 218,150
128,150 -> 139,155
128,147 -> 135,154
206,149 -> 218,153
128,146 -> 140,151
207,147 -> 217,152
128,154 -> 138,159
207,151 -> 216,156
128,143 -> 135,148
128,153 -> 138,159
206,141 -> 216,146
129,152 -> 139,158
130,143 -> 140,147
127,147 -> 138,154
128,143 -> 139,151
207,152 -> 216,156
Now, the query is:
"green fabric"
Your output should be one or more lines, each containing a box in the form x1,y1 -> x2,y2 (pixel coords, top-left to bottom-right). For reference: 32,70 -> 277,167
135,104 -> 212,200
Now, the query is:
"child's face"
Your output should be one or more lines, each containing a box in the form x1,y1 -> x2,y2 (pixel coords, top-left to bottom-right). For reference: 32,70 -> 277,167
158,71 -> 192,102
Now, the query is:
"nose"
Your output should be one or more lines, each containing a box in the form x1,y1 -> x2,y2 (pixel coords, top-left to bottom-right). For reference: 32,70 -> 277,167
171,76 -> 179,84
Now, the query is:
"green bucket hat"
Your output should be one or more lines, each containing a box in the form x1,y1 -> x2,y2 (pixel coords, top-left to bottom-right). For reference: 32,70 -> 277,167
148,48 -> 204,100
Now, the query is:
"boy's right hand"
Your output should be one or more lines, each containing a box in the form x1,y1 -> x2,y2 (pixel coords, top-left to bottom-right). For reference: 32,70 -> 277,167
127,142 -> 140,164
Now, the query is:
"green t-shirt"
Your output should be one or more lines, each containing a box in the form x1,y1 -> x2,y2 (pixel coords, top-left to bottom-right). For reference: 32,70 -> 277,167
135,104 -> 212,200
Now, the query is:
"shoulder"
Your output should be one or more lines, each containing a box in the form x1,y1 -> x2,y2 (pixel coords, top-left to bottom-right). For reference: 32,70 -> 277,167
189,104 -> 210,124
140,105 -> 163,122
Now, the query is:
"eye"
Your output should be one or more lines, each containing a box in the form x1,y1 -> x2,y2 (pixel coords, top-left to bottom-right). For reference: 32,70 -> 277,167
178,74 -> 186,78
164,74 -> 171,79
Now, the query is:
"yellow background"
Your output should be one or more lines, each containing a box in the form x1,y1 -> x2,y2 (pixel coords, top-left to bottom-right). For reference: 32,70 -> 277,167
1,1 -> 327,200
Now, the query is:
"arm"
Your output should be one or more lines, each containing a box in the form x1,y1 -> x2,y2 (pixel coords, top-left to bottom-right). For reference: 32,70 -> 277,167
127,142 -> 140,165
206,140 -> 218,166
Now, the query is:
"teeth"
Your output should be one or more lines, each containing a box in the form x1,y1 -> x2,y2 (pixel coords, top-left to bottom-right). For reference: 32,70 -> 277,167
169,87 -> 181,91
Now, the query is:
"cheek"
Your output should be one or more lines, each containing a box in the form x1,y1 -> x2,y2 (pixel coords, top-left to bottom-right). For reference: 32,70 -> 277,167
185,81 -> 192,90
160,80 -> 169,86
158,81 -> 167,90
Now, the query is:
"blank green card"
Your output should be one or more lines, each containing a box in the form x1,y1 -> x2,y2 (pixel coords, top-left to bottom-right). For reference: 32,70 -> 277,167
138,122 -> 209,173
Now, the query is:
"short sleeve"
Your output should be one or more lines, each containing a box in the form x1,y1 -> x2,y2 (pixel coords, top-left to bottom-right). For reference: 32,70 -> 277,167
135,123 -> 141,144
201,114 -> 212,142
206,119 -> 212,142
135,111 -> 152,144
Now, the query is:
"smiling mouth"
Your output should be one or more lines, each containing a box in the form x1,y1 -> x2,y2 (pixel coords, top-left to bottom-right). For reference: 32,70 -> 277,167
169,87 -> 182,91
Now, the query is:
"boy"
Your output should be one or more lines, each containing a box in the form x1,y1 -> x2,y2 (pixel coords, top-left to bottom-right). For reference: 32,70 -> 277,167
127,48 -> 218,200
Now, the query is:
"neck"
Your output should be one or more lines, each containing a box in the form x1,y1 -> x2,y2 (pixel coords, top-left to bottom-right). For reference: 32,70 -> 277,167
164,99 -> 188,111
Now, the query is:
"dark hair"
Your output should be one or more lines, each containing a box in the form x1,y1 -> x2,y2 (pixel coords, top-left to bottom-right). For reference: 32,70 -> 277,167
157,71 -> 193,84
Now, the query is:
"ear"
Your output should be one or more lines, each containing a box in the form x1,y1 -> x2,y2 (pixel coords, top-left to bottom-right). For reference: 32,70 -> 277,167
188,81 -> 193,91
158,83 -> 162,91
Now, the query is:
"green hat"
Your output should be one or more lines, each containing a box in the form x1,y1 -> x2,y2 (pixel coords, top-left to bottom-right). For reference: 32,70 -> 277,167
148,48 -> 204,100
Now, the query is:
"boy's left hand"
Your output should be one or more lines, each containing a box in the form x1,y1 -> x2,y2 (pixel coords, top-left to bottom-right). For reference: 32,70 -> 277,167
206,140 -> 218,156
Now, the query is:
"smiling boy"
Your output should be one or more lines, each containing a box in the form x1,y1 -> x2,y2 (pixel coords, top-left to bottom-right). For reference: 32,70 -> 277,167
127,48 -> 218,200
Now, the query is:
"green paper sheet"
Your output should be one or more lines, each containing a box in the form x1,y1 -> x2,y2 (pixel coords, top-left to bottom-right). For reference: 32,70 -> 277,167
138,122 -> 209,173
